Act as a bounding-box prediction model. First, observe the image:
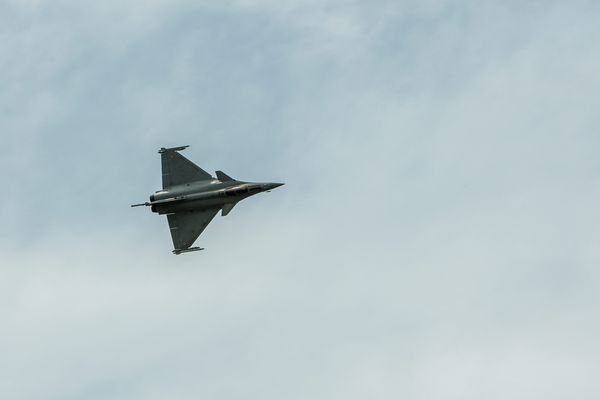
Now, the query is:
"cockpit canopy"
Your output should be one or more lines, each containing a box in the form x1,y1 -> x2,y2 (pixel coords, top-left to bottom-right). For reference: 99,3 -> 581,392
224,184 -> 261,197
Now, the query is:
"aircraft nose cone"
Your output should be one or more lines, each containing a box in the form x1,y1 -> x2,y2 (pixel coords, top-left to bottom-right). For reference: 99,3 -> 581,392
263,182 -> 284,191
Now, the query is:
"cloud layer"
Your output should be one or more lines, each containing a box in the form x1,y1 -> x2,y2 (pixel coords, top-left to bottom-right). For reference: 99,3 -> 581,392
1,1 -> 599,399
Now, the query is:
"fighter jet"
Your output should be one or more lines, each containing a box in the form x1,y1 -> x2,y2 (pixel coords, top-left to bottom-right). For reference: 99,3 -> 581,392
132,145 -> 284,254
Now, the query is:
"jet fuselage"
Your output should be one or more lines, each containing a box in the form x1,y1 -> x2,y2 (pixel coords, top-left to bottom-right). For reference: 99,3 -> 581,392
149,180 -> 282,215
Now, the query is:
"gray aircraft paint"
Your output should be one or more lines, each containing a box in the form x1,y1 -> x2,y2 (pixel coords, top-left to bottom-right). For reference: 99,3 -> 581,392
132,146 -> 283,254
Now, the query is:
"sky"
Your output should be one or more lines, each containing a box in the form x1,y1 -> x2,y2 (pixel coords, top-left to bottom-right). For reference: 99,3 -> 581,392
1,1 -> 600,399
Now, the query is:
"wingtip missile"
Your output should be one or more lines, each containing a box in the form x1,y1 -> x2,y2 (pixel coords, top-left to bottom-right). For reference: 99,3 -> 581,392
173,247 -> 204,255
158,145 -> 190,154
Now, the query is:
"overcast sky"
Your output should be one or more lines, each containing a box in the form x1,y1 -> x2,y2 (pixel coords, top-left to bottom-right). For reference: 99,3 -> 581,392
2,1 -> 600,399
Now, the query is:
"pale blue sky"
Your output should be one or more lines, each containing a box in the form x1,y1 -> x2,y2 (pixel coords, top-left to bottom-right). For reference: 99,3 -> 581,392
2,1 -> 600,399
